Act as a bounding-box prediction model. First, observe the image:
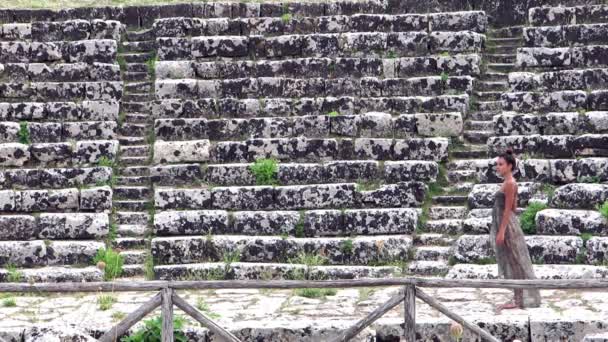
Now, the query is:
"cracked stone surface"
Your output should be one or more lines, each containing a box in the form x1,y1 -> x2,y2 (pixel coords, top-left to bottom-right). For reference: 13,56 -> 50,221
0,284 -> 608,340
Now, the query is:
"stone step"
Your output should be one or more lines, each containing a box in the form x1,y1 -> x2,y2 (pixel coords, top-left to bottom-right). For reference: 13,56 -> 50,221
117,224 -> 149,237
0,240 -> 103,268
125,81 -> 153,93
428,206 -> 467,220
123,93 -> 153,102
126,63 -> 148,73
120,250 -> 147,265
120,156 -> 149,166
474,80 -> 507,92
486,63 -> 515,73
450,146 -> 488,159
126,29 -> 155,41
122,101 -> 150,112
126,113 -> 152,123
121,52 -> 155,63
113,237 -> 147,250
122,264 -> 145,277
119,123 -> 148,137
474,100 -> 501,112
152,235 -> 413,266
451,182 -> 474,194
447,169 -> 478,183
115,211 -> 150,225
446,264 -> 608,280
406,260 -> 449,276
466,120 -> 493,131
474,91 -> 501,101
120,144 -> 151,157
124,71 -> 151,82
118,122 -> 147,137
490,25 -> 524,38
121,40 -> 156,53
115,186 -> 151,200
0,266 -> 102,283
483,53 -> 515,64
447,158 -> 490,170
414,246 -> 451,261
154,262 -> 400,280
488,45 -> 519,54
117,175 -> 149,186
425,219 -> 464,234
479,71 -> 508,82
468,110 -> 498,121
463,130 -> 493,144
413,233 -> 456,246
120,165 -> 150,177
488,37 -> 522,46
118,136 -> 146,146
155,208 -> 418,236
114,199 -> 149,211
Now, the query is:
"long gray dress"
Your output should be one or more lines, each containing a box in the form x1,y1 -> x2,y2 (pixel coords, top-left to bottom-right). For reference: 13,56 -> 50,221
490,190 -> 541,308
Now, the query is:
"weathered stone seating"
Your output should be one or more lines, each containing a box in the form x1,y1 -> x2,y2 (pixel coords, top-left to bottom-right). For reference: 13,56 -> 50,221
156,55 -> 482,80
453,233 -> 585,264
151,94 -> 469,118
474,157 -> 608,183
152,12 -> 487,37
151,160 -> 437,186
157,31 -> 484,61
0,20 -> 124,41
0,15 -> 123,283
529,5 -> 608,26
447,263 -> 608,279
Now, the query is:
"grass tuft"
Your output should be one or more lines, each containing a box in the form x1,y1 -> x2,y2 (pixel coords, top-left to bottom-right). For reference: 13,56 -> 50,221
97,294 -> 116,311
249,158 -> 279,185
18,121 -> 30,145
93,248 -> 124,281
520,202 -> 548,235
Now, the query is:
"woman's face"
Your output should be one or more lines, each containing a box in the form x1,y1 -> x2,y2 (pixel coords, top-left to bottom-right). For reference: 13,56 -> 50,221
496,157 -> 512,176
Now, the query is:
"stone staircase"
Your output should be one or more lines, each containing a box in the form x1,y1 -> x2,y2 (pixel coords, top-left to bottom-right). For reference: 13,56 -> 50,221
411,25 -> 526,276
113,28 -> 157,278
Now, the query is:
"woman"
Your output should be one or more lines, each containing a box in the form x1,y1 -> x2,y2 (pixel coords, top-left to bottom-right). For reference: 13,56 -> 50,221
490,149 -> 541,310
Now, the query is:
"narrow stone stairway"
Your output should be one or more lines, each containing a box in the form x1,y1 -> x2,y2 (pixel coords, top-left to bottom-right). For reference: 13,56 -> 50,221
112,28 -> 157,278
412,26 -> 525,277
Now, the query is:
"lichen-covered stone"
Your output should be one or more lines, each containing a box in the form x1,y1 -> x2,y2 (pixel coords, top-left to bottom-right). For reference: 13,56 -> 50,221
151,235 -> 412,265
154,210 -> 228,236
154,187 -> 211,210
536,209 -> 608,235
153,140 -> 210,164
468,183 -> 540,209
38,213 -> 109,239
551,183 -> 608,209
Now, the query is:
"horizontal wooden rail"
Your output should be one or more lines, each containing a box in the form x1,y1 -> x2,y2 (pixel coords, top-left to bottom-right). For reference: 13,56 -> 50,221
0,278 -> 607,293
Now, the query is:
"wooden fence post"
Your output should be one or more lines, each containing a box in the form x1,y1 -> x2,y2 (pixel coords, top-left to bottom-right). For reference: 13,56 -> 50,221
161,288 -> 174,342
99,291 -> 163,342
404,285 -> 416,342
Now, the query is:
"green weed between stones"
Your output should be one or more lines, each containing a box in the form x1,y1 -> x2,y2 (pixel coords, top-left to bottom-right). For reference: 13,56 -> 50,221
97,294 -> 116,311
474,257 -> 496,265
6,264 -> 23,282
121,315 -> 188,342
520,202 -> 548,235
93,248 -> 124,281
598,200 -> 608,221
2,297 -> 16,307
196,297 -> 221,319
18,121 -> 30,145
249,158 -> 279,185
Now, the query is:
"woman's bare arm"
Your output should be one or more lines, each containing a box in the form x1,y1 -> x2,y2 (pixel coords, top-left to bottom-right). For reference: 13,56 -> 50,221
498,181 -> 517,244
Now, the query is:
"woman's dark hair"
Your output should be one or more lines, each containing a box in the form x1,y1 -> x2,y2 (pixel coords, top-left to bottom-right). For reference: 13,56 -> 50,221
499,148 -> 517,170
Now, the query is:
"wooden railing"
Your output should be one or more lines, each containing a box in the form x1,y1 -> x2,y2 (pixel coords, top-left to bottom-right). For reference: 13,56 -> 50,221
1,277 -> 607,342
